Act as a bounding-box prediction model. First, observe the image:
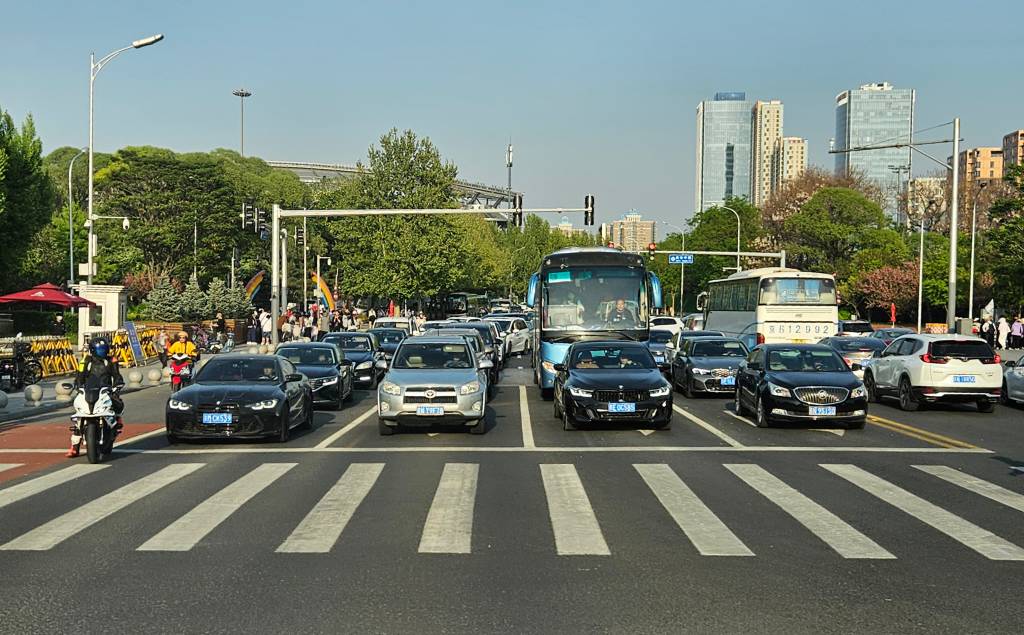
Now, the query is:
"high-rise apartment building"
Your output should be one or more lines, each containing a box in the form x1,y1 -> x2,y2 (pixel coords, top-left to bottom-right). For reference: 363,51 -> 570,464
695,92 -> 753,211
834,82 -> 915,218
957,147 -> 1003,187
1003,130 -> 1024,176
773,137 -> 808,193
600,212 -> 657,253
751,100 -> 783,206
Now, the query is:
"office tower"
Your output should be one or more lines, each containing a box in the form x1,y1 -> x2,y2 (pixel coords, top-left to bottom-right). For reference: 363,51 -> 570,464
751,100 -> 784,206
695,92 -> 753,211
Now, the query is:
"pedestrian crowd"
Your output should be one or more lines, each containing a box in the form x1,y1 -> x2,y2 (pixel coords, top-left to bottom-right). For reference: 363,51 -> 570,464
979,315 -> 1024,349
244,303 -> 428,343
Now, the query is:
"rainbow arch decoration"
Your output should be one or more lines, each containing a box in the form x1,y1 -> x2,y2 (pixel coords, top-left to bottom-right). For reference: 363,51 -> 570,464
310,272 -> 336,311
244,270 -> 265,303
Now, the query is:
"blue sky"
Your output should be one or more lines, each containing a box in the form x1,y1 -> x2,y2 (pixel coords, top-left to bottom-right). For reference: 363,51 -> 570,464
3,0 -> 1020,231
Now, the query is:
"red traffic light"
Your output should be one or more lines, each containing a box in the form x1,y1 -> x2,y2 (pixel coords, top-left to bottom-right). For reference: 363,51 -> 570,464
647,242 -> 657,256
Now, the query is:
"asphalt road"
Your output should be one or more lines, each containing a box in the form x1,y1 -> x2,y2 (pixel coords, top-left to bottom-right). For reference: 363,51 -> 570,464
2,353 -> 1024,634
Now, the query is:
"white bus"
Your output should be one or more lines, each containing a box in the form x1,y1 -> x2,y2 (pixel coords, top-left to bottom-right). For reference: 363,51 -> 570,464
697,267 -> 838,348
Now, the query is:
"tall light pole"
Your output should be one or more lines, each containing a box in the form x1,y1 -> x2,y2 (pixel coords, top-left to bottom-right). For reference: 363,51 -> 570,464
915,200 -> 936,334
662,221 -> 687,315
719,205 -> 742,271
946,117 -> 961,331
968,180 -> 988,321
67,147 -> 87,286
506,142 -> 513,210
232,88 -> 252,156
87,33 -> 164,285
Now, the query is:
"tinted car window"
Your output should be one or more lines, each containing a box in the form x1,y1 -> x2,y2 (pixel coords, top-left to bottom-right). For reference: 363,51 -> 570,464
930,340 -> 995,360
651,318 -> 677,326
649,330 -> 673,344
438,323 -> 495,346
692,340 -> 747,357
393,343 -> 473,369
570,346 -> 656,370
895,338 -> 917,356
830,338 -> 885,352
198,358 -> 280,382
767,348 -> 847,372
277,347 -> 337,365
489,319 -> 513,331
840,321 -> 873,333
370,329 -> 406,345
326,335 -> 372,351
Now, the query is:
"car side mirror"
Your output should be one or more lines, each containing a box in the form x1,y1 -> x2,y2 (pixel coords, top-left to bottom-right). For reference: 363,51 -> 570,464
873,350 -> 883,358
478,359 -> 494,370
747,362 -> 761,371
285,373 -> 303,383
851,362 -> 863,372
1005,359 -> 1016,368
658,361 -> 670,371
374,359 -> 388,370
553,363 -> 566,372
665,341 -> 675,349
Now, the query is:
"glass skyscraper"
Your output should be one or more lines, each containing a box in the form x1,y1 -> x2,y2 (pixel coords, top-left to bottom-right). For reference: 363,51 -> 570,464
695,92 -> 753,212
834,82 -> 915,219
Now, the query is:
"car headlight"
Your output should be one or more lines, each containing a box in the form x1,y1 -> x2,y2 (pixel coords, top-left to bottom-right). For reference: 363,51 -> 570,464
568,386 -> 593,398
850,385 -> 866,399
317,376 -> 339,386
649,385 -> 671,398
542,361 -> 556,373
691,367 -> 711,375
459,381 -> 481,395
767,382 -> 792,398
380,381 -> 401,396
356,361 -> 373,370
249,399 -> 278,410
168,399 -> 192,411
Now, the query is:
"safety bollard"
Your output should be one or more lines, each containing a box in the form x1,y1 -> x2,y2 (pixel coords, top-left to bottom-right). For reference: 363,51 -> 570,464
24,384 -> 43,407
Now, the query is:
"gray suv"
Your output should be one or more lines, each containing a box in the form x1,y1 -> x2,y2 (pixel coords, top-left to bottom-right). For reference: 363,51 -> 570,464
377,336 -> 494,435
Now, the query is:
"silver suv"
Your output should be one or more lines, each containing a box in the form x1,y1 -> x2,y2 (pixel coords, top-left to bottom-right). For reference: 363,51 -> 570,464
377,336 -> 493,435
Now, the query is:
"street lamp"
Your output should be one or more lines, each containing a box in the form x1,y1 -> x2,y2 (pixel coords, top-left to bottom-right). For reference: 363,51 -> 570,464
662,221 -> 686,315
719,205 -> 742,271
86,33 -> 164,284
67,147 -> 87,286
232,88 -> 252,156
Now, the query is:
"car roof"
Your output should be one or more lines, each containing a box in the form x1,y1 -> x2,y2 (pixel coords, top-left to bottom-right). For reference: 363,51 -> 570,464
276,342 -> 335,349
369,327 -> 406,333
680,330 -> 724,337
761,343 -> 833,351
572,340 -> 650,350
422,328 -> 479,337
688,336 -> 744,343
898,334 -> 987,342
403,336 -> 471,346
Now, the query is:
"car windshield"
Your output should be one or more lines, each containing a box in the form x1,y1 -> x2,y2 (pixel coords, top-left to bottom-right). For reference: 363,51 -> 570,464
277,347 -> 336,366
649,330 -> 673,344
393,343 -> 474,369
438,324 -> 494,345
542,266 -> 647,331
692,340 -> 747,357
326,335 -> 372,351
832,338 -> 885,352
651,318 -> 677,326
840,322 -> 873,332
197,358 -> 280,382
570,346 -> 656,370
767,349 -> 848,373
760,277 -> 837,306
489,319 -> 512,331
371,330 -> 406,344
879,329 -> 911,338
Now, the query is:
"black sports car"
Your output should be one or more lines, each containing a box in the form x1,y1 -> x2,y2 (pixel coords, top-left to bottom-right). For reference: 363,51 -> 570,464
276,342 -> 353,410
368,328 -> 407,360
735,344 -> 867,429
553,341 -> 673,431
322,332 -> 386,388
165,355 -> 313,443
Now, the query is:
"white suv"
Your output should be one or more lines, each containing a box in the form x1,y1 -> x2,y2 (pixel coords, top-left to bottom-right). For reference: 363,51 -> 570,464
650,316 -> 684,335
862,334 -> 1001,412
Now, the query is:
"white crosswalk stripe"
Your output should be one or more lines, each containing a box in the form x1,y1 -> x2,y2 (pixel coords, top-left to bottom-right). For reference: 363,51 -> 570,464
540,464 -> 610,556
0,464 -> 23,474
1,464 -> 204,551
634,464 -> 752,556
914,465 -> 1024,513
138,463 -> 297,552
419,463 -> 479,554
822,464 -> 1024,561
0,464 -> 109,511
726,464 -> 894,559
276,463 -> 384,553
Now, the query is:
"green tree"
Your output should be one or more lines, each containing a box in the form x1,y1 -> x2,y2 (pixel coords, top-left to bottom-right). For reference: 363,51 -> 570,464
679,198 -> 763,311
984,163 -> 1024,310
178,274 -> 208,321
145,277 -> 181,322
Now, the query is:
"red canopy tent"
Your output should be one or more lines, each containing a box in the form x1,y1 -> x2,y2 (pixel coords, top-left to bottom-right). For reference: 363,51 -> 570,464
0,283 -> 96,308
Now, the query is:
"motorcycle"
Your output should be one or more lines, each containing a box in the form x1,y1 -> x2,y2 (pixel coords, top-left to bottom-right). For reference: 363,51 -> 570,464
169,353 -> 194,393
71,386 -> 121,464
0,334 -> 42,393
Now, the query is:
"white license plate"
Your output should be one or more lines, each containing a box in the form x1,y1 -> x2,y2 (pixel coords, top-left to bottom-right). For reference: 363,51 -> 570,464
202,412 -> 233,424
416,406 -> 445,416
720,376 -> 735,386
952,375 -> 976,384
609,402 -> 636,413
810,406 -> 836,416
0,375 -> 10,380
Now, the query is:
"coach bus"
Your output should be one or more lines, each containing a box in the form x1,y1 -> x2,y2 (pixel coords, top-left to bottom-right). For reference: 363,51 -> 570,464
526,247 -> 663,395
698,267 -> 838,349
445,292 -> 489,318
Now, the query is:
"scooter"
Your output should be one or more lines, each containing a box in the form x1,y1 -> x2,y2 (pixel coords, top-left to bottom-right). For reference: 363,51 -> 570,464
71,386 -> 121,464
169,353 -> 194,393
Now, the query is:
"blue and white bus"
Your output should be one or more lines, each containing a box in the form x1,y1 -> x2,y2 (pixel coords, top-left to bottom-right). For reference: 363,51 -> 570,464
526,247 -> 663,395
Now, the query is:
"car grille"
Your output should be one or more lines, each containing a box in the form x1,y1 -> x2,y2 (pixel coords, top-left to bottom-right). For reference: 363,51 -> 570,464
594,389 -> 648,402
793,387 -> 849,405
403,386 -> 458,404
197,403 -> 240,412
711,368 -> 733,378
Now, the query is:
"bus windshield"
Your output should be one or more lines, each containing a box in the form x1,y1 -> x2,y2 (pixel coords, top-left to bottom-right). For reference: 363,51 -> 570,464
541,267 -> 646,331
760,277 -> 836,306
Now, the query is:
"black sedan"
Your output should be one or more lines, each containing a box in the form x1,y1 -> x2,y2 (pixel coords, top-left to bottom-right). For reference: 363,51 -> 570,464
276,342 -> 353,410
368,328 -> 407,360
735,344 -> 867,429
322,332 -> 386,388
671,336 -> 748,398
165,355 -> 313,443
553,342 -> 673,431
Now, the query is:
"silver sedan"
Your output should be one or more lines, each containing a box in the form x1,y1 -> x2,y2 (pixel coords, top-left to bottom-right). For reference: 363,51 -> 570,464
1002,358 -> 1024,406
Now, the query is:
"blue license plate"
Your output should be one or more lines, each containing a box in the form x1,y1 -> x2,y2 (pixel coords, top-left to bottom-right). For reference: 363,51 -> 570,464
202,412 -> 233,425
609,402 -> 636,413
416,406 -> 445,416
953,375 -> 976,384
720,376 -> 736,386
810,406 -> 836,416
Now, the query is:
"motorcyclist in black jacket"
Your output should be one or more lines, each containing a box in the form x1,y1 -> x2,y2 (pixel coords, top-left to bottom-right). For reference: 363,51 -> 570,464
67,337 -> 125,458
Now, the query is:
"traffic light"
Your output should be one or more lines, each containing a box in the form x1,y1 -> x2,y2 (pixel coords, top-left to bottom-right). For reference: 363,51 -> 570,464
648,242 -> 657,258
295,227 -> 305,247
512,194 -> 523,227
256,208 -> 267,235
584,194 -> 595,226
242,203 -> 255,229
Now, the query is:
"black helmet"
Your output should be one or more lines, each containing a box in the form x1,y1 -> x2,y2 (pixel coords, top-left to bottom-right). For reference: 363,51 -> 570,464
89,337 -> 110,359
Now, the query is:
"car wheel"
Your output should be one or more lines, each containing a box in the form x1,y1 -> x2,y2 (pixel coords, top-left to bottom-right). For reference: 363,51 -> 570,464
278,413 -> 291,442
898,377 -> 919,412
755,397 -> 771,428
541,387 -> 553,400
977,399 -> 995,413
562,405 -> 576,431
166,430 -> 179,445
864,372 -> 880,404
654,416 -> 671,431
734,389 -> 747,416
683,375 -> 695,399
1000,381 -> 1009,406
553,393 -> 563,419
847,418 -> 865,430
470,417 -> 487,435
378,418 -> 395,435
298,399 -> 314,430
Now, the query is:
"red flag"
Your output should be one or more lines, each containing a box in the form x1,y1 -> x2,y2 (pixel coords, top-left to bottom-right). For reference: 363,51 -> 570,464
889,303 -> 896,325
388,300 -> 395,317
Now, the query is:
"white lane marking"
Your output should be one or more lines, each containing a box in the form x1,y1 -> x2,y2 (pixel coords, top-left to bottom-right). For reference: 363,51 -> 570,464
822,464 -> 1024,561
0,464 -> 109,511
634,464 -> 752,556
809,429 -> 846,437
519,386 -> 535,449
672,405 -> 744,447
427,432 -> 439,437
138,463 -> 296,551
315,406 -> 376,448
418,463 -> 479,554
113,428 -> 167,447
276,463 -> 384,553
723,408 -> 756,428
1,464 -> 204,551
726,464 -> 894,559
540,464 -> 610,556
0,464 -> 23,474
639,429 -> 655,436
1011,466 -> 1024,475
110,445 -> 992,455
915,465 -> 1024,513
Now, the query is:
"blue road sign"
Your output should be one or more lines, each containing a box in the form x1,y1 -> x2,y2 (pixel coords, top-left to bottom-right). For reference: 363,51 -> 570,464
668,253 -> 694,265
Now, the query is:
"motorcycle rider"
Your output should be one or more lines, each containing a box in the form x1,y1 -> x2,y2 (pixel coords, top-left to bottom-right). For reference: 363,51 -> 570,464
67,337 -> 125,458
167,330 -> 199,360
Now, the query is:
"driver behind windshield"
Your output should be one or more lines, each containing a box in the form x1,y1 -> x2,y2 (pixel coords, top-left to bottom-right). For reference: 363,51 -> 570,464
607,299 -> 638,325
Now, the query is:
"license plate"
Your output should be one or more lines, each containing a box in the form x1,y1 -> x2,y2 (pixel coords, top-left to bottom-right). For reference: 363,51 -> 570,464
720,376 -> 735,386
952,375 -> 976,384
810,406 -> 836,416
416,406 -> 445,416
609,402 -> 636,413
202,412 -> 233,424
0,375 -> 9,380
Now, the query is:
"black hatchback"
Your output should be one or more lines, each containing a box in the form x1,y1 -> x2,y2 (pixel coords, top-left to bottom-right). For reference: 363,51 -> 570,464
735,344 -> 867,429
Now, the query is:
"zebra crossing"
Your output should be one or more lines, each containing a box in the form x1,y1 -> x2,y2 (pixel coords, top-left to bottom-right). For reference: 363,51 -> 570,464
0,460 -> 1022,560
